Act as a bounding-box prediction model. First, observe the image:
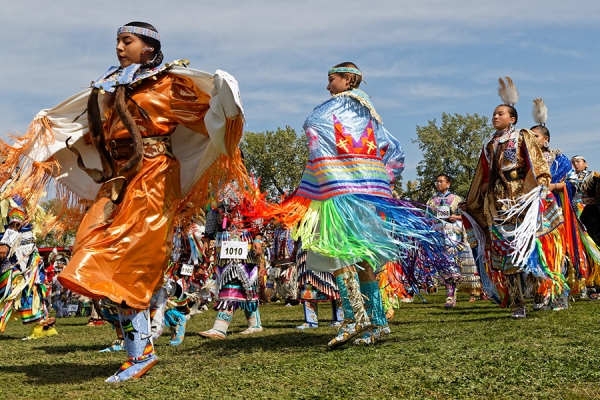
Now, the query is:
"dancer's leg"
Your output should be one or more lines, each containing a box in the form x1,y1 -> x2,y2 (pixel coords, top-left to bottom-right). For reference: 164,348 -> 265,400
296,301 -> 319,329
105,307 -> 157,383
328,267 -> 372,349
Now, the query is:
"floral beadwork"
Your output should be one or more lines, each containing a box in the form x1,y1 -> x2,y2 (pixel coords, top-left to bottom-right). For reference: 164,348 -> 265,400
503,139 -> 517,164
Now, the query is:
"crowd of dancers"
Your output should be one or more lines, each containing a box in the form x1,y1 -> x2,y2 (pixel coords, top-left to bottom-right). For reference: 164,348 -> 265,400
0,21 -> 599,383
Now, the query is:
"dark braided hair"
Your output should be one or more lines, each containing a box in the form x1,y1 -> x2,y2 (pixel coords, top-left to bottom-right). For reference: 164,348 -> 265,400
124,21 -> 163,69
331,62 -> 362,90
530,124 -> 550,139
496,104 -> 518,124
69,22 -> 162,196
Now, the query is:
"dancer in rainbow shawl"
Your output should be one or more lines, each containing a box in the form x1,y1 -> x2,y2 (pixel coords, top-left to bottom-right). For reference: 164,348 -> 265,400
530,100 -> 600,307
271,62 -> 452,347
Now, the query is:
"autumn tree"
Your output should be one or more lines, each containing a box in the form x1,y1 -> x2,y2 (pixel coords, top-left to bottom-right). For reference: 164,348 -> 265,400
411,113 -> 493,203
36,198 -> 80,248
392,176 -> 422,202
240,126 -> 309,200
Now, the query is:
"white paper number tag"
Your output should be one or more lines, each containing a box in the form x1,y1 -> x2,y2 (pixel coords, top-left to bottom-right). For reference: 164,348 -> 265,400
67,304 -> 79,313
220,241 -> 248,260
180,264 -> 194,276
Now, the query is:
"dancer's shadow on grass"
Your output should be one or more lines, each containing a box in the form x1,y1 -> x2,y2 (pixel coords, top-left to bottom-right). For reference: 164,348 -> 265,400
192,328 -> 425,354
430,308 -> 510,316
52,318 -> 95,327
396,314 -> 509,326
0,362 -> 119,384
261,320 -> 310,329
0,335 -> 22,341
194,330 -> 337,353
33,344 -> 107,354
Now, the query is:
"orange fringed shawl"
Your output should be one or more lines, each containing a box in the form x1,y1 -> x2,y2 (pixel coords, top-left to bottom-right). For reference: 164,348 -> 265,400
0,65 -> 250,308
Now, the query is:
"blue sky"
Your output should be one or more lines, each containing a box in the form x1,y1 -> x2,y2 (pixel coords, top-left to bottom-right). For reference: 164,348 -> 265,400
1,1 -> 599,182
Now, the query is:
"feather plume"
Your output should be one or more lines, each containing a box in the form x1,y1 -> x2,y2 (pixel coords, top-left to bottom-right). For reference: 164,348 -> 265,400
497,76 -> 519,106
531,98 -> 547,126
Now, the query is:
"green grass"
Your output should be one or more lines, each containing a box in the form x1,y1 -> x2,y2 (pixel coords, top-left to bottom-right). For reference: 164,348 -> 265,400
1,293 -> 600,399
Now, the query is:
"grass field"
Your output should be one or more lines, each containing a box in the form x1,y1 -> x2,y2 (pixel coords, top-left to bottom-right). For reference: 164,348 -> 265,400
1,293 -> 600,399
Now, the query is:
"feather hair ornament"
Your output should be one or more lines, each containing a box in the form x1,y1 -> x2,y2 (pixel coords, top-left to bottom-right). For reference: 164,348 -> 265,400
532,98 -> 548,126
497,76 -> 519,106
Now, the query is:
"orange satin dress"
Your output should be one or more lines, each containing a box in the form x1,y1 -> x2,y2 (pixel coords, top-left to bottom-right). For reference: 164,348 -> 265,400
58,74 -> 211,309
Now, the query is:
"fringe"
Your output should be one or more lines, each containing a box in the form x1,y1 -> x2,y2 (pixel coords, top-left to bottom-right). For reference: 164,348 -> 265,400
580,171 -> 596,192
378,261 -> 411,305
178,116 -> 252,224
217,261 -> 258,294
0,300 -> 14,333
286,194 -> 453,269
4,114 -> 250,235
0,119 -> 91,236
26,324 -> 58,340
266,195 -> 312,229
214,300 -> 258,312
461,211 -> 489,264
498,185 -> 543,268
532,228 -> 568,298
296,250 -> 339,300
0,116 -> 55,181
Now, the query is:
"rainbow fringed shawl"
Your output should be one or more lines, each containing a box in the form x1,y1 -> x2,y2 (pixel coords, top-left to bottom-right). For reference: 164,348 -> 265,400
271,90 -> 453,274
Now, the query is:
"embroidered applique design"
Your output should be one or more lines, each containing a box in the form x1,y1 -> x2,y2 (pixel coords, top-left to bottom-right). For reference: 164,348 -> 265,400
333,115 -> 377,156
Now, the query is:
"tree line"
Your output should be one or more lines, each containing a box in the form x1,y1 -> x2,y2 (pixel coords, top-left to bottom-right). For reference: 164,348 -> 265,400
37,113 -> 492,246
241,113 -> 493,204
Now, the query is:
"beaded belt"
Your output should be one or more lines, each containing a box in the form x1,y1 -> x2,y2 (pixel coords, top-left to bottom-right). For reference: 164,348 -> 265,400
108,136 -> 174,160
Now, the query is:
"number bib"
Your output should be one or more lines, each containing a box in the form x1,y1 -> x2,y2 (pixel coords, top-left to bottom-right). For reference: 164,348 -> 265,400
436,205 -> 451,220
180,264 -> 194,276
220,241 -> 249,260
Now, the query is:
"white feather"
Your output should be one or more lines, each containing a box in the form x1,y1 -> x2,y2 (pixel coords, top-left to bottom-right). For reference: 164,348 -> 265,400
531,98 -> 547,125
498,76 -> 519,106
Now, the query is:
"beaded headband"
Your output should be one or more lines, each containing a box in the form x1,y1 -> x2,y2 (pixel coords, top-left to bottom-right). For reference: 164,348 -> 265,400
328,67 -> 362,76
117,26 -> 161,41
7,207 -> 26,223
571,155 -> 586,162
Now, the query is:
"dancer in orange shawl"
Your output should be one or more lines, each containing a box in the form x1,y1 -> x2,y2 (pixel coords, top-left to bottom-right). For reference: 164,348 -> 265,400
0,22 -> 246,382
